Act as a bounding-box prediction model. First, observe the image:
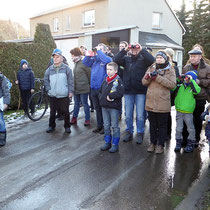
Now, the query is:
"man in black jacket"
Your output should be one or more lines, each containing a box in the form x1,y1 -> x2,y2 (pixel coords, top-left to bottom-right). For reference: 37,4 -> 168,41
114,43 -> 155,144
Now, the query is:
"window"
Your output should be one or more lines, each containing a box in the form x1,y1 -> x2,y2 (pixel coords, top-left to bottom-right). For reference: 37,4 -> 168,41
53,18 -> 59,32
66,16 -> 71,30
152,12 -> 162,29
83,10 -> 95,27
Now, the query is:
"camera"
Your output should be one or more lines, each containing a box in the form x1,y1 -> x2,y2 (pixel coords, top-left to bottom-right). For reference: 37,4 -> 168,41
150,71 -> 158,77
128,44 -> 140,49
92,48 -> 97,52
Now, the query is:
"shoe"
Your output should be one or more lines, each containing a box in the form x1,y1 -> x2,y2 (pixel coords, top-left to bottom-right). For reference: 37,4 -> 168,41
58,115 -> 64,121
92,127 -> 103,133
184,139 -> 194,153
147,144 -> 155,152
136,133 -> 144,144
100,143 -> 111,151
0,140 -> 6,146
99,127 -> 104,135
91,109 -> 94,113
65,127 -> 71,133
155,145 -> 164,154
46,127 -> 55,133
123,131 -> 133,142
70,117 -> 77,125
109,145 -> 119,153
84,120 -> 90,126
0,132 -> 6,146
174,139 -> 182,152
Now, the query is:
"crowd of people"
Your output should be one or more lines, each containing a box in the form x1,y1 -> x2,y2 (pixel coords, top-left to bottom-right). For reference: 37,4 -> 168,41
0,42 -> 209,161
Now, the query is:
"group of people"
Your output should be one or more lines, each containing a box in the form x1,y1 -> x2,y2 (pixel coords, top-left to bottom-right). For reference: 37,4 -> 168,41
0,42 -> 209,159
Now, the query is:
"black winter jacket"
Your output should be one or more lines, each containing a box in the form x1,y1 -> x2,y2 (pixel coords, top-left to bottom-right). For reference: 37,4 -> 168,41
114,49 -> 155,94
99,75 -> 124,110
17,67 -> 35,90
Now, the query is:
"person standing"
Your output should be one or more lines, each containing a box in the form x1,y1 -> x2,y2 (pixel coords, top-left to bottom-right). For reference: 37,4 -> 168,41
142,51 -> 176,154
70,47 -> 91,126
182,49 -> 210,145
99,62 -> 124,153
44,48 -> 74,133
114,43 -> 155,144
83,43 -> 112,134
16,59 -> 35,117
0,72 -> 10,146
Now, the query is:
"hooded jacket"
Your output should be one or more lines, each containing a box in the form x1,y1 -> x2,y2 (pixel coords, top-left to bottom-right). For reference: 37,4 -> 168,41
114,49 -> 155,94
44,63 -> 74,98
17,61 -> 35,90
142,64 -> 176,113
83,50 -> 112,90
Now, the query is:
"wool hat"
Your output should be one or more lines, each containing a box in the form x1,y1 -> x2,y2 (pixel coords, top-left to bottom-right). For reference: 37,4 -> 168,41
155,51 -> 168,61
188,49 -> 202,55
185,70 -> 198,81
52,48 -> 62,56
20,59 -> 28,68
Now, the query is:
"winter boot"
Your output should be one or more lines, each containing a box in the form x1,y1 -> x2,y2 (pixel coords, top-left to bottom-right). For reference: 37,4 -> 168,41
70,117 -> 77,125
184,139 -> 194,153
100,135 -> 112,151
123,131 -> 133,142
136,133 -> 144,144
109,137 -> 120,153
0,131 -> 6,147
174,139 -> 182,152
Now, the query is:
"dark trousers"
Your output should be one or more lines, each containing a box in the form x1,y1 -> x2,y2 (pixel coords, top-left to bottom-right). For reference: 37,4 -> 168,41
148,111 -> 169,146
49,97 -> 70,129
91,89 -> 103,128
182,99 -> 206,143
20,89 -> 34,114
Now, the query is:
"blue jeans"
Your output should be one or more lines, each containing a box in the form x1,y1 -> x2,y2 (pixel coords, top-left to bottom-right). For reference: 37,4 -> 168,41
91,89 -> 103,128
0,111 -> 6,132
102,107 -> 120,138
73,94 -> 90,121
124,94 -> 146,134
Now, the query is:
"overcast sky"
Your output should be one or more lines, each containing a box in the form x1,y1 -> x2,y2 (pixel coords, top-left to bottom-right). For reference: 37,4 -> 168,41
0,0 -> 192,30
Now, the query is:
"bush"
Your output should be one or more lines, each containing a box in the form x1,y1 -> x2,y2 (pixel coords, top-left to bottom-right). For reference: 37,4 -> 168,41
0,24 -> 56,109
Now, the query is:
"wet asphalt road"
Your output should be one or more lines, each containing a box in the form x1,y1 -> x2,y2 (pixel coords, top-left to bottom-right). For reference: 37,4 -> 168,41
0,109 -> 209,210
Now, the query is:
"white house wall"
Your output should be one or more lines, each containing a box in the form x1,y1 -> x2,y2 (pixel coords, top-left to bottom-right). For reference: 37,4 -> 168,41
108,0 -> 183,46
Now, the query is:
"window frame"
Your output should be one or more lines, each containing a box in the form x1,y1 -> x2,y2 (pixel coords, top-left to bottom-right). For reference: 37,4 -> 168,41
66,15 -> 71,31
82,9 -> 95,27
152,12 -> 162,29
53,17 -> 59,32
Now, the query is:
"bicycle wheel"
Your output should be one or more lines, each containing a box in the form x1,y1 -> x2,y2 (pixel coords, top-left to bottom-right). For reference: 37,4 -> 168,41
27,91 -> 48,121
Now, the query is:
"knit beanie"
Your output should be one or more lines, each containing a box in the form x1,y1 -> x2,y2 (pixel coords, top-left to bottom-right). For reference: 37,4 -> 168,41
185,70 -> 198,81
155,51 -> 168,62
20,59 -> 28,68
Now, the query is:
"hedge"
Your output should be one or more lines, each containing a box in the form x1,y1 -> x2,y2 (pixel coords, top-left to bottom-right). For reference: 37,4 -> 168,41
0,24 -> 56,109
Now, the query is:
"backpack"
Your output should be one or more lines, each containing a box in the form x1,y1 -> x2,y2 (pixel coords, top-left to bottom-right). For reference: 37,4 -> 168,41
0,75 -> 12,90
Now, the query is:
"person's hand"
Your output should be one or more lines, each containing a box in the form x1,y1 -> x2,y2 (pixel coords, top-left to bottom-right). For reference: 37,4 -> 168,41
4,104 -> 8,110
107,95 -> 113,101
196,79 -> 200,84
69,93 -> 73,98
15,80 -> 18,85
144,72 -> 151,80
31,89 -> 35,93
205,115 -> 210,122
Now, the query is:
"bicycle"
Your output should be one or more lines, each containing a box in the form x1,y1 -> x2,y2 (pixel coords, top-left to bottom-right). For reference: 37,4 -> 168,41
27,78 -> 48,121
27,78 -> 73,121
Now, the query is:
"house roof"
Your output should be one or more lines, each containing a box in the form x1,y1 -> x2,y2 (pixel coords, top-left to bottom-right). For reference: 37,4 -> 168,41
139,31 -> 184,50
30,0 -> 96,19
165,0 -> 186,33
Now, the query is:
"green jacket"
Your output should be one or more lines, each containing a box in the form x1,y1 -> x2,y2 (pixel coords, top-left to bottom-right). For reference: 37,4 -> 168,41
73,60 -> 91,94
174,79 -> 201,113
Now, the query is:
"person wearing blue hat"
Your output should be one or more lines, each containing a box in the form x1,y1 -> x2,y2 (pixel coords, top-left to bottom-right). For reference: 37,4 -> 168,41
182,46 -> 210,146
44,48 -> 74,134
173,70 -> 201,152
15,59 -> 35,117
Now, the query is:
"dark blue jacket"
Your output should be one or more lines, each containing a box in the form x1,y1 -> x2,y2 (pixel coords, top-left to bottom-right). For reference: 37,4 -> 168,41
83,50 -> 112,90
201,105 -> 210,139
114,49 -> 155,94
99,75 -> 124,110
17,67 -> 35,90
